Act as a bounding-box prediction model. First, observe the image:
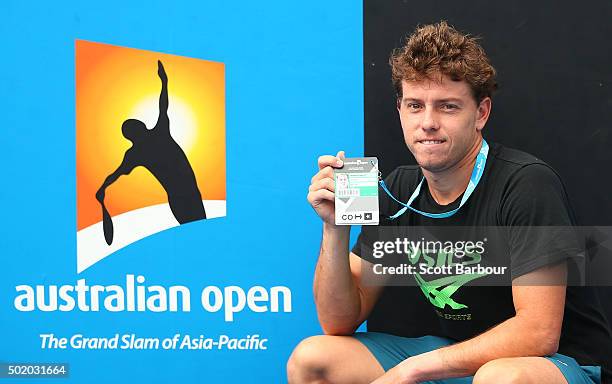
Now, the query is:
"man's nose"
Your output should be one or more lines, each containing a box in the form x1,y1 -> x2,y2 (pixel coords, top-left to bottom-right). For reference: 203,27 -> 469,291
421,107 -> 440,131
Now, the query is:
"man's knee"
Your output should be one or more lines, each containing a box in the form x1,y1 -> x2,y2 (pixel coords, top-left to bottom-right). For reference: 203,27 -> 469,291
287,335 -> 333,383
287,334 -> 383,384
473,358 -> 535,384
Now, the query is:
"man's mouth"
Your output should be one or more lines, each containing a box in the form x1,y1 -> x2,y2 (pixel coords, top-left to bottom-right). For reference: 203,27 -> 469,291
418,139 -> 446,145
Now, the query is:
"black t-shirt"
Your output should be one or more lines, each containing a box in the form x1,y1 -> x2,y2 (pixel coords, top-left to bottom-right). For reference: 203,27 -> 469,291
352,142 -> 612,379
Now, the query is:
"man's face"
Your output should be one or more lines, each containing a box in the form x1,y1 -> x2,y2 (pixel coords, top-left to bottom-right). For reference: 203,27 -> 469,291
398,75 -> 491,172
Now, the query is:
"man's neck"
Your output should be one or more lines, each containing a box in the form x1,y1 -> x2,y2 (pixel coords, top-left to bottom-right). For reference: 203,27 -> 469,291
421,137 -> 483,206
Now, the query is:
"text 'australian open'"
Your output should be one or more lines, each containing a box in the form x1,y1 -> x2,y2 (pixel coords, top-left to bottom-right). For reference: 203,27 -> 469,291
14,275 -> 291,321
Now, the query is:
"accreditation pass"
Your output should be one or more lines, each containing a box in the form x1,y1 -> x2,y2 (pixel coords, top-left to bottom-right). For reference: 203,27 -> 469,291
334,157 -> 379,225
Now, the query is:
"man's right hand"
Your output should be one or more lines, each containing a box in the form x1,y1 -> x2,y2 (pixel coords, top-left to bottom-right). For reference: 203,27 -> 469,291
95,188 -> 105,203
307,151 -> 345,225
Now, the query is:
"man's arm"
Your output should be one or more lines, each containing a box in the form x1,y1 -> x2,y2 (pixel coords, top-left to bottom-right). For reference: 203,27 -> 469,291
313,229 -> 385,335
373,262 -> 567,383
308,153 -> 385,335
155,60 -> 169,131
95,150 -> 136,204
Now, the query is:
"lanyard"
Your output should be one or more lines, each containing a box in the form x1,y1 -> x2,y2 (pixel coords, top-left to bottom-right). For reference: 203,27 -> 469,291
378,139 -> 489,220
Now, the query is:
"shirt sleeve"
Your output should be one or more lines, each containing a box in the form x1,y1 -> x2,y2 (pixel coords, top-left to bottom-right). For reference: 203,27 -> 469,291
500,163 -> 583,279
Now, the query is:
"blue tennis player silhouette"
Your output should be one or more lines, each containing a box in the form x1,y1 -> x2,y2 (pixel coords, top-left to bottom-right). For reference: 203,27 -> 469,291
96,60 -> 206,245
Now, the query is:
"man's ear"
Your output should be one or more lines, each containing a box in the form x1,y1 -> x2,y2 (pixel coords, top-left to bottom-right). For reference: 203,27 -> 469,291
475,97 -> 492,132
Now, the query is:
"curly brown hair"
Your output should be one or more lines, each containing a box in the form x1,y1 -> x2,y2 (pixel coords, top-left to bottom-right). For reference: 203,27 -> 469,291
390,21 -> 497,103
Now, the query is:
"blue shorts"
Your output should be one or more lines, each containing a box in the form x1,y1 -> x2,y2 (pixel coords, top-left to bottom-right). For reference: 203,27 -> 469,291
354,332 -> 601,384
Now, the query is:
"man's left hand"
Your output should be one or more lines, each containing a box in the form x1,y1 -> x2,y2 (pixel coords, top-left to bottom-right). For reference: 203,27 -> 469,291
157,60 -> 167,82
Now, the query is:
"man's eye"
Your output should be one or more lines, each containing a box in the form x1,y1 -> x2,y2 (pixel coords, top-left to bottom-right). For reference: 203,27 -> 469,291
441,104 -> 459,111
407,103 -> 422,110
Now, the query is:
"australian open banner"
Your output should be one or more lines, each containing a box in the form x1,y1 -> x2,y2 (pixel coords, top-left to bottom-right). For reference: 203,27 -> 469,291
1,1 -> 363,382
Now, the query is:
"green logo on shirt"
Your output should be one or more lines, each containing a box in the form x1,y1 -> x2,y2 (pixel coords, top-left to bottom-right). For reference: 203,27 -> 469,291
407,246 -> 488,310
